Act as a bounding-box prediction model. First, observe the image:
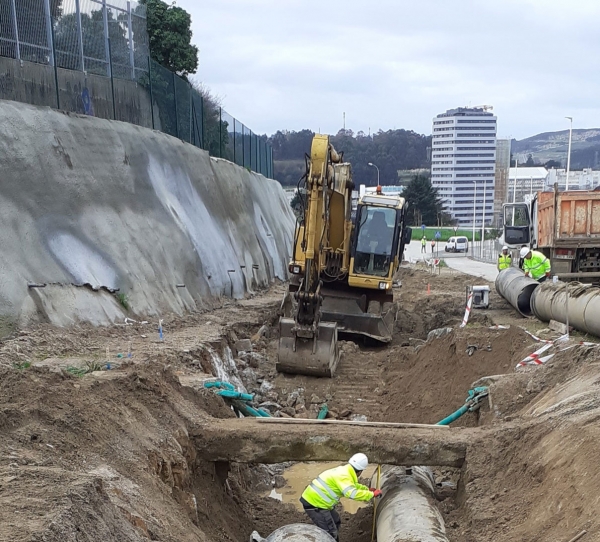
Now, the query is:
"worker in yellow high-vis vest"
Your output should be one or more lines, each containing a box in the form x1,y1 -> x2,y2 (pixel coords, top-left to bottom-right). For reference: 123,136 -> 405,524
300,454 -> 380,541
497,246 -> 512,271
520,247 -> 551,282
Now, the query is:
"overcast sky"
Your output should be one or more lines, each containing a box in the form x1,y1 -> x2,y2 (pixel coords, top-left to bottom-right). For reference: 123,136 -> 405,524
179,0 -> 600,139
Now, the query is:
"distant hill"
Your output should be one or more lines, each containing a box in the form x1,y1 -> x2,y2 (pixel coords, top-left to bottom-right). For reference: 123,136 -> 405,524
513,128 -> 600,169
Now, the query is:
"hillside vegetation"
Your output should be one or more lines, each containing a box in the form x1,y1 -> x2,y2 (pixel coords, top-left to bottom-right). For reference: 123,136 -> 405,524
268,129 -> 431,186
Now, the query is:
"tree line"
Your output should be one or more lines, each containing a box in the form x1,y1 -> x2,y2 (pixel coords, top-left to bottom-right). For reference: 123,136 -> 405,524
268,128 -> 431,186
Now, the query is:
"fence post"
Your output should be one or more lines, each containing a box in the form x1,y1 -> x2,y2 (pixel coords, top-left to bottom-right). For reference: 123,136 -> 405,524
172,71 -> 179,138
233,119 -> 236,164
9,0 -> 20,60
219,107 -> 222,157
127,1 -> 135,80
200,96 -> 205,150
249,132 -> 252,171
102,0 -> 111,76
47,14 -> 61,109
43,0 -> 54,65
147,57 -> 155,129
188,87 -> 192,143
108,39 -> 116,120
75,0 -> 85,72
242,125 -> 245,168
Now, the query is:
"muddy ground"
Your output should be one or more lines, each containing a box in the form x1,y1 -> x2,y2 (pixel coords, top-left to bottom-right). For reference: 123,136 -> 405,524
1,264 -> 599,542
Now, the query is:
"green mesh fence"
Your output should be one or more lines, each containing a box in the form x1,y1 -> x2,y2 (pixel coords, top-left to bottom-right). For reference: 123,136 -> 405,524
0,0 -> 274,177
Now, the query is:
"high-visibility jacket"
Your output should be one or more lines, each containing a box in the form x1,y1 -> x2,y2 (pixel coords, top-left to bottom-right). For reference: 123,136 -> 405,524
498,253 -> 512,270
301,464 -> 373,510
523,250 -> 551,280
421,238 -> 426,247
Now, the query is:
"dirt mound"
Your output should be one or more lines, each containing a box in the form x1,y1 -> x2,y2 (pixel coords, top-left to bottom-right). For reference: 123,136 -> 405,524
0,363 -> 266,542
381,326 -> 532,425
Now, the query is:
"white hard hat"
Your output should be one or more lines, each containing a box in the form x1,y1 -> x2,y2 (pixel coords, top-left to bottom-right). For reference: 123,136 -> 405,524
502,246 -> 508,251
348,453 -> 369,471
520,247 -> 531,258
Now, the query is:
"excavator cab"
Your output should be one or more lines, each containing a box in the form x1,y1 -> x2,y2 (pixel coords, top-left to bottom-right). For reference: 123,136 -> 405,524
352,203 -> 402,279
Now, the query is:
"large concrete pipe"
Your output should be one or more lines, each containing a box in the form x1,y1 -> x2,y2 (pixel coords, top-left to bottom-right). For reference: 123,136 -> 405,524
531,281 -> 600,338
250,524 -> 335,542
495,268 -> 540,316
374,466 -> 449,542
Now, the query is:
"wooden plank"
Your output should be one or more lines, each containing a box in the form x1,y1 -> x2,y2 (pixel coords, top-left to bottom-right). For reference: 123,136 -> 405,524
253,418 -> 449,429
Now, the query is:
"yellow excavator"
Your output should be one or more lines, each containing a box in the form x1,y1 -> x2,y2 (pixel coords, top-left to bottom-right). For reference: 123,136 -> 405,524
277,134 -> 412,377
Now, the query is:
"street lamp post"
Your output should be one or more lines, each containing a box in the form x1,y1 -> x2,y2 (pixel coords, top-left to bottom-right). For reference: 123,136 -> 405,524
481,180 -> 487,258
565,116 -> 573,191
471,180 -> 477,255
368,162 -> 380,186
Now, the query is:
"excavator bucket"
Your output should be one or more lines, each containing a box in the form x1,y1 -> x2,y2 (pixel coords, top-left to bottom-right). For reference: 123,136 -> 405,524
277,318 -> 340,377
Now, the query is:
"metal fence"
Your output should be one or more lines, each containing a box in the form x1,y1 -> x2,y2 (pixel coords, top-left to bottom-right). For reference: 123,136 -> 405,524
0,0 -> 273,177
472,239 -> 505,264
0,0 -> 148,79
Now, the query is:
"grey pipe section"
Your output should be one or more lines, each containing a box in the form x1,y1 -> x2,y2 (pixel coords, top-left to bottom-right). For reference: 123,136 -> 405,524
251,524 -> 335,542
373,466 -> 449,542
531,281 -> 600,337
495,268 -> 540,317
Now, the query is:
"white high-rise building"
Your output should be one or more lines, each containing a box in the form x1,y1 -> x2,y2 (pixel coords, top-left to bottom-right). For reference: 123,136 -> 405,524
431,107 -> 497,226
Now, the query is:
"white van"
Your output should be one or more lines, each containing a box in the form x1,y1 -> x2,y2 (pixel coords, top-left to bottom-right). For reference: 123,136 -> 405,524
445,236 -> 469,253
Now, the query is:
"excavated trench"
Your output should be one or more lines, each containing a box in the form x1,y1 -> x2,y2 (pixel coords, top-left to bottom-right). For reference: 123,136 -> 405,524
2,268 -> 599,542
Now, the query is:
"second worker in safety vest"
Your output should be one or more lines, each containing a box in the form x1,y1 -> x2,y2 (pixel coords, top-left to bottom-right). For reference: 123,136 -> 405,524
300,453 -> 380,542
497,245 -> 512,271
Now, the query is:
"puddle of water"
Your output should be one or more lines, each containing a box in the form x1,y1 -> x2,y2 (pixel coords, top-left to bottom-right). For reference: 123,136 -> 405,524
264,462 -> 377,514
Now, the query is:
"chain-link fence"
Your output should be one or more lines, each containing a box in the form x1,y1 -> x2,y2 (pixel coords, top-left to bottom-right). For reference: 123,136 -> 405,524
0,0 -> 273,177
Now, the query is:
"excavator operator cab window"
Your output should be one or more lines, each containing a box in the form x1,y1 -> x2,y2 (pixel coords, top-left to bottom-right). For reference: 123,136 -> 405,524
353,206 -> 397,276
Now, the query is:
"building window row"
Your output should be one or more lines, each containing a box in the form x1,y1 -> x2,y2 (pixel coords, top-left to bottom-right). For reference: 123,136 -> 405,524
455,153 -> 495,157
431,174 -> 452,178
456,147 -> 495,151
454,140 -> 495,144
456,119 -> 496,123
454,166 -> 495,170
455,134 -> 497,138
455,173 -> 495,178
454,126 -> 496,131
456,160 -> 496,164
433,127 -> 454,132
431,147 -> 453,152
432,160 -> 453,164
433,120 -> 454,125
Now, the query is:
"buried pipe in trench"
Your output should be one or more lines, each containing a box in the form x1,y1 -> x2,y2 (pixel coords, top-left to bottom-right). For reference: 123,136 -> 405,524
250,523 -> 335,542
373,466 -> 449,542
531,281 -> 600,338
495,268 -> 540,317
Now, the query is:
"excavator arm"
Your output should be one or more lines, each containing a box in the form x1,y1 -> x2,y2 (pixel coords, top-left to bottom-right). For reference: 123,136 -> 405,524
277,135 -> 344,376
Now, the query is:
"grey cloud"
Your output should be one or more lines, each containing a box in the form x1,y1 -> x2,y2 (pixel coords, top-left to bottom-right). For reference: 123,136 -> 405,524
180,0 -> 600,138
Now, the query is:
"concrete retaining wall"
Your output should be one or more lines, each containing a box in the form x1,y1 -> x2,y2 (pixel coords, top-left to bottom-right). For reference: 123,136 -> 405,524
0,99 -> 294,336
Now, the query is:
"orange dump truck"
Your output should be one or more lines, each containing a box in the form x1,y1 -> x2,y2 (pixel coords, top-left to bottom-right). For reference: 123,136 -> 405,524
504,187 -> 600,280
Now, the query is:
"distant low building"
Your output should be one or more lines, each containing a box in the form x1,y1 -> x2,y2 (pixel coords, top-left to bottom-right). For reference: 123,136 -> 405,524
507,167 -> 548,202
546,168 -> 600,191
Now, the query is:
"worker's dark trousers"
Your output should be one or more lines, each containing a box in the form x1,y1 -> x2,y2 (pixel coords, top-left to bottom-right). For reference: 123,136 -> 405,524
304,506 -> 341,541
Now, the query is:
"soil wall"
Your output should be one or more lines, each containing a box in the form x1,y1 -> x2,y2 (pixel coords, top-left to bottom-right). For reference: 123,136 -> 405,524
0,99 -> 294,335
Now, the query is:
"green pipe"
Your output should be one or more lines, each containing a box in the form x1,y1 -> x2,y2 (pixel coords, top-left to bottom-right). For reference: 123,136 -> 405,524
317,404 -> 328,420
436,405 -> 468,426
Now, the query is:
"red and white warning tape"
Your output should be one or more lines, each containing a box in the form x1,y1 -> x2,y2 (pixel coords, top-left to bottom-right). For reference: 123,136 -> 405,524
459,293 -> 473,328
516,343 -> 554,367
